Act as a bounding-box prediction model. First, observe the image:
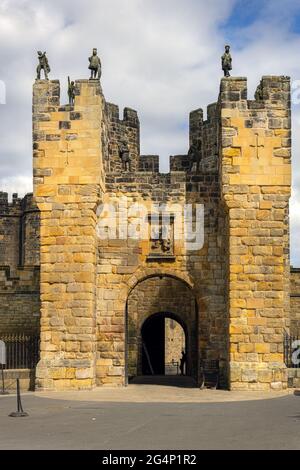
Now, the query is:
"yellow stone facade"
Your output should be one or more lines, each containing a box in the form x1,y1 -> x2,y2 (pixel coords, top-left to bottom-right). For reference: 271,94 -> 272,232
33,80 -> 104,389
220,77 -> 291,390
32,75 -> 292,391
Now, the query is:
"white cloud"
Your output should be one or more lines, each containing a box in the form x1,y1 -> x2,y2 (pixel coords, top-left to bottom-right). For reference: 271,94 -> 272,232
0,0 -> 300,264
0,174 -> 32,196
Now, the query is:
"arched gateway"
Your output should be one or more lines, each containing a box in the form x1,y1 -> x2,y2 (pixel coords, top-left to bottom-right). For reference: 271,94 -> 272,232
30,75 -> 291,392
126,275 -> 199,384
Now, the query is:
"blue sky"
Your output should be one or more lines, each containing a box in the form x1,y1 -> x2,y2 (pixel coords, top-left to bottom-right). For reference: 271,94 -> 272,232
223,0 -> 263,31
0,0 -> 300,264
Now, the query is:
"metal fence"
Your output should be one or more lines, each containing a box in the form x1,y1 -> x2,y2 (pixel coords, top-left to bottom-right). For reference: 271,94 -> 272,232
284,332 -> 300,369
0,334 -> 40,369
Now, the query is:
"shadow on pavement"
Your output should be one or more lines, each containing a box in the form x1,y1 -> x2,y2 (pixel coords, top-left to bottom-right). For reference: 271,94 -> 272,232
129,375 -> 197,387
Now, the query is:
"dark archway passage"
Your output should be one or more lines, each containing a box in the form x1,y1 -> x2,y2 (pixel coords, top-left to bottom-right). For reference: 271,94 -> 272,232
141,313 -> 186,375
142,314 -> 165,375
126,275 -> 198,385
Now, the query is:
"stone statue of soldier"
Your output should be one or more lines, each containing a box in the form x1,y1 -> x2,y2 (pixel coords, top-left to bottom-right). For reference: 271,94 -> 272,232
255,83 -> 263,101
221,45 -> 232,78
36,51 -> 50,80
188,142 -> 201,172
88,48 -> 102,80
68,76 -> 75,106
119,140 -> 130,171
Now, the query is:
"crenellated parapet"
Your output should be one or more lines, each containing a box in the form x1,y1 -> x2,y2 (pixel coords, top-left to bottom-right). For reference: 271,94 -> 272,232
0,192 -> 40,271
171,102 -> 220,174
0,191 -> 22,215
104,102 -> 140,173
138,155 -> 159,172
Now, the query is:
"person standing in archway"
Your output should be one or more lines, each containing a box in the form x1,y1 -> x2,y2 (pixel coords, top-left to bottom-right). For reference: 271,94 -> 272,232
180,350 -> 187,375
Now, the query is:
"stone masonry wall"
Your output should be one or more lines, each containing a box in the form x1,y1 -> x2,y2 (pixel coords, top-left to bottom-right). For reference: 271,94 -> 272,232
165,318 -> 185,370
220,76 -> 291,390
0,192 -> 22,273
139,155 -> 159,172
97,160 -> 227,386
0,192 -> 40,334
0,266 -> 40,334
33,79 -> 104,390
103,103 -> 140,173
21,193 -> 40,267
26,72 -> 294,391
170,103 -> 219,173
0,191 -> 40,270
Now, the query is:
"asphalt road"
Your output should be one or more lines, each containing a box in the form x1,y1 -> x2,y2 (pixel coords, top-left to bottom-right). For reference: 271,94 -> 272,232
0,392 -> 300,450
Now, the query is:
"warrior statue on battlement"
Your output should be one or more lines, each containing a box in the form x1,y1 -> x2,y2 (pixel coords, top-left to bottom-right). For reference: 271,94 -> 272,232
68,76 -> 75,106
221,45 -> 232,78
88,48 -> 102,80
36,51 -> 50,80
188,142 -> 202,172
119,140 -> 131,171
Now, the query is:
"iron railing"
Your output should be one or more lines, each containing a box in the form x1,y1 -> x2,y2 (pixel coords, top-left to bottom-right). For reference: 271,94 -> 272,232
0,333 -> 40,369
284,332 -> 300,369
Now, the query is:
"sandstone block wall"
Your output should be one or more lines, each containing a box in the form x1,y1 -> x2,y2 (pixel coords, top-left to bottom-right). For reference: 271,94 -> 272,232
0,71 -> 298,392
103,103 -> 140,173
97,110 -> 227,386
220,76 -> 291,390
0,192 -> 40,334
33,79 -> 104,390
165,318 -> 185,372
0,266 -> 40,335
1,73 -> 289,392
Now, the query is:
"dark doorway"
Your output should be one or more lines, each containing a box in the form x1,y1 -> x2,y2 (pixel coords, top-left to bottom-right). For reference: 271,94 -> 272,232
142,315 -> 165,375
141,313 -> 186,376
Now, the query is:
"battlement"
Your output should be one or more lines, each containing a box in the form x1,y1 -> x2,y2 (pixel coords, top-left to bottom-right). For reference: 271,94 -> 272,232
32,77 -> 226,177
106,102 -> 139,127
104,101 -> 140,173
169,155 -> 190,172
0,191 -> 35,215
219,75 -> 291,190
139,155 -> 159,172
0,192 -> 38,214
219,76 -> 290,109
33,78 -> 107,196
21,193 -> 39,213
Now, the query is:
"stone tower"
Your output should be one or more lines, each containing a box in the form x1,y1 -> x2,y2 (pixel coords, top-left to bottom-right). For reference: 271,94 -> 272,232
33,79 -> 104,389
31,74 -> 291,391
220,76 -> 291,389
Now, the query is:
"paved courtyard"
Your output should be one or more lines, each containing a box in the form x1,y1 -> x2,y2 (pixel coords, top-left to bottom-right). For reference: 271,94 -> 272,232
0,385 -> 299,450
